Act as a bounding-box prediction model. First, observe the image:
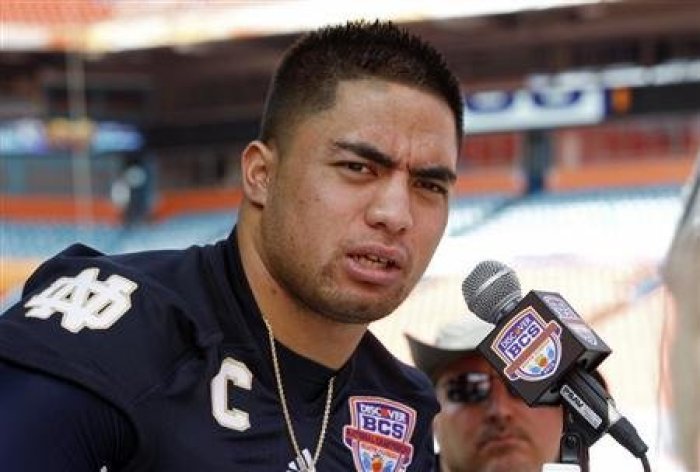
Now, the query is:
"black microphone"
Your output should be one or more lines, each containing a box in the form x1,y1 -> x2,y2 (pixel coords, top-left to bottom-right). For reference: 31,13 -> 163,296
462,260 -> 648,460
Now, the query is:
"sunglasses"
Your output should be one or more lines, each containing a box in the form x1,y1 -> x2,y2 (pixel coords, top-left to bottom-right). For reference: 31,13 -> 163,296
443,371 -> 519,404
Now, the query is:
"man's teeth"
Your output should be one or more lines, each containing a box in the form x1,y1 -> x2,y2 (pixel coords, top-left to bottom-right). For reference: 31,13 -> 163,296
355,254 -> 392,268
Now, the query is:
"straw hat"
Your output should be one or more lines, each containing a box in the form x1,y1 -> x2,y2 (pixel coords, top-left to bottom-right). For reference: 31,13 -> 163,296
405,316 -> 495,381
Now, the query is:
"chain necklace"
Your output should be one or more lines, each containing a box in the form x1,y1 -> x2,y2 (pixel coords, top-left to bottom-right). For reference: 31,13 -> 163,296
262,316 -> 335,472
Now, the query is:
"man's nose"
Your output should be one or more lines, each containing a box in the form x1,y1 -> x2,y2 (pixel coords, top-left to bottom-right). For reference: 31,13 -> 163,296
365,174 -> 413,234
484,382 -> 518,420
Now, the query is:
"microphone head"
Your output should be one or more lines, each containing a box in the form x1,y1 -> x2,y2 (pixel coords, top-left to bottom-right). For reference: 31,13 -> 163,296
462,260 -> 522,324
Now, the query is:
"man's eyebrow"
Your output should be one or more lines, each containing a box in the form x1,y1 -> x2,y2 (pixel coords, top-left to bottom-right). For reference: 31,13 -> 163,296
412,166 -> 457,184
333,140 -> 395,168
332,140 -> 457,184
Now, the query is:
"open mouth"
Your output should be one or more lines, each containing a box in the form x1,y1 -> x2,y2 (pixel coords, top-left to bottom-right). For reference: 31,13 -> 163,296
351,253 -> 397,270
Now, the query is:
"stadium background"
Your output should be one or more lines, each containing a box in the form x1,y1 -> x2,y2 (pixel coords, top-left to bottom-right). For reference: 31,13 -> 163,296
1,0 -> 699,470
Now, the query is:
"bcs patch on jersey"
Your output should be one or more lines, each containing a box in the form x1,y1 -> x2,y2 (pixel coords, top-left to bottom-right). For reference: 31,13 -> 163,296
492,306 -> 563,382
24,267 -> 138,333
342,396 -> 416,472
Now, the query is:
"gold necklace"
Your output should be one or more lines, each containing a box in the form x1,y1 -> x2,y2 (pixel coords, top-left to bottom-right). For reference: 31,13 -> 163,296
262,316 -> 335,472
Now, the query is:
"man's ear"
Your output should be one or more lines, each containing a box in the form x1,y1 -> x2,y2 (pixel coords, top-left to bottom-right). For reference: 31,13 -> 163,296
241,140 -> 276,207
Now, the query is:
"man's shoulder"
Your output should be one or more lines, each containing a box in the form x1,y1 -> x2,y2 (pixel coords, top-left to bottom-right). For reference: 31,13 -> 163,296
0,243 -> 218,403
17,242 -> 205,333
23,242 -> 202,297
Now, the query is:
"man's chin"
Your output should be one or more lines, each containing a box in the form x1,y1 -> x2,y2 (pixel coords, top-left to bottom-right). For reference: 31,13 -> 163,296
478,450 -> 538,472
317,290 -> 406,324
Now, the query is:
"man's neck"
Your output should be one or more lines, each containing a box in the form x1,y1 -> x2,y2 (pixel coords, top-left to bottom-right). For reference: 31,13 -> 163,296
236,221 -> 367,370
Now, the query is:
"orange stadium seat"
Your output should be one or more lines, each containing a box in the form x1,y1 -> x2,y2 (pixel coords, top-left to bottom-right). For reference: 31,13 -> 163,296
2,0 -> 113,25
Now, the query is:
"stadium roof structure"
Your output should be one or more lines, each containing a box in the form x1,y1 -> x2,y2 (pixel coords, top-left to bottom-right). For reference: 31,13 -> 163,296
2,0 -> 618,53
3,0 -> 698,134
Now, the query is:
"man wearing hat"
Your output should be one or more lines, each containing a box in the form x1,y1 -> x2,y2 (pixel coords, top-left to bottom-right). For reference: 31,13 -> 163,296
406,316 -> 563,472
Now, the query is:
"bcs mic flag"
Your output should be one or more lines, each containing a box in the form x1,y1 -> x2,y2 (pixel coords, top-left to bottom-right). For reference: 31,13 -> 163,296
462,260 -> 611,406
462,260 -> 648,461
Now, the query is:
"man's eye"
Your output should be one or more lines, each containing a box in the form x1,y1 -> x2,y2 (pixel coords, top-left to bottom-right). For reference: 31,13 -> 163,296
417,180 -> 448,195
341,162 -> 372,174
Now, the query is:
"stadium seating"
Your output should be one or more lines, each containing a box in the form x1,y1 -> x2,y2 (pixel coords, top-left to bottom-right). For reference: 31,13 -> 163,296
2,186 -> 680,261
445,185 -> 682,262
1,211 -> 237,259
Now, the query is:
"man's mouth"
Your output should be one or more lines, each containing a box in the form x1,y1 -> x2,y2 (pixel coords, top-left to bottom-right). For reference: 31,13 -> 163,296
477,428 -> 530,450
351,253 -> 397,270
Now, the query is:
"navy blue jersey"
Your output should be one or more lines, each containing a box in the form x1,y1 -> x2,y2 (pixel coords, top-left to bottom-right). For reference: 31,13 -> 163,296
0,228 -> 438,471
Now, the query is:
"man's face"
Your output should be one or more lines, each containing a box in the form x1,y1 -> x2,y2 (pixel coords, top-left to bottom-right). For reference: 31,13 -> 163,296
434,356 -> 563,472
259,79 -> 458,323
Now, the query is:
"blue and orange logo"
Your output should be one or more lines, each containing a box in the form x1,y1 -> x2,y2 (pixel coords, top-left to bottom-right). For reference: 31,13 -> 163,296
343,396 -> 415,472
491,307 -> 563,382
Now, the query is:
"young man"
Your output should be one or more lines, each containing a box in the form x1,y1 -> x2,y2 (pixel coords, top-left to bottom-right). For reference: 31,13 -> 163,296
407,316 -> 564,472
0,20 -> 463,471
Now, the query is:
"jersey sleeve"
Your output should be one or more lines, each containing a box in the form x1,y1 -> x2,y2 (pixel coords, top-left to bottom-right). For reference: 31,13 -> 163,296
0,244 -> 202,438
0,359 -> 136,472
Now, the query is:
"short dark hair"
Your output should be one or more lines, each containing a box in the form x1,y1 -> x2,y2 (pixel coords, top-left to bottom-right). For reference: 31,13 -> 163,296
259,20 -> 463,150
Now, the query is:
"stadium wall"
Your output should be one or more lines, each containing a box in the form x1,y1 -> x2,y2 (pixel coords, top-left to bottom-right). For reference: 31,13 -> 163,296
1,158 -> 694,223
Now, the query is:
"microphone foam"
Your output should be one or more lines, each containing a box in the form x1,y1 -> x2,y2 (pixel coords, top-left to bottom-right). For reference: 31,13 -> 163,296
462,260 -> 522,324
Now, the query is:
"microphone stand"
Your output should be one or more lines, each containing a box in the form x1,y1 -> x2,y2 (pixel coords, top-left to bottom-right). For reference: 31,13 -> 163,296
559,407 -> 591,472
541,407 -> 591,472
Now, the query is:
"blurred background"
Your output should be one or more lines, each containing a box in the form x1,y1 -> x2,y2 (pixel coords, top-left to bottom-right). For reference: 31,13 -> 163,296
1,0 -> 699,470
